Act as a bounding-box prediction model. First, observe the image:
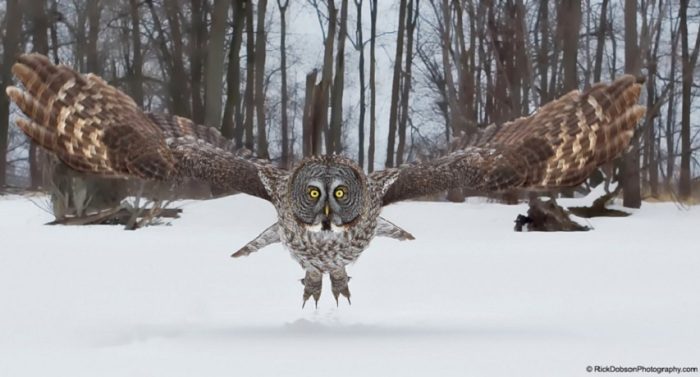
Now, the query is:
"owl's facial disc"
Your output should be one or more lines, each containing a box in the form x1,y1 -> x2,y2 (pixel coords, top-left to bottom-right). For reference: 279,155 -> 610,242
290,159 -> 365,232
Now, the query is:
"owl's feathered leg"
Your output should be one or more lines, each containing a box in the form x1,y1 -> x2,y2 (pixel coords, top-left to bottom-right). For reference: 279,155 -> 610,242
330,268 -> 351,306
301,270 -> 322,308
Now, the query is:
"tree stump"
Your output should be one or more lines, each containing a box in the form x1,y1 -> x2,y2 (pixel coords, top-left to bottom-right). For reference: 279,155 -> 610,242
514,198 -> 589,232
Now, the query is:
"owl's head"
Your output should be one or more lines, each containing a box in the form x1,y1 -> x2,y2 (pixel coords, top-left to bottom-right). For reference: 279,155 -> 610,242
289,156 -> 367,232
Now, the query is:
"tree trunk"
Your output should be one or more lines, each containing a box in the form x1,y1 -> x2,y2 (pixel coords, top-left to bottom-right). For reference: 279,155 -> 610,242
622,0 -> 641,208
28,0 -> 51,189
592,0 -> 609,83
385,0 -> 407,168
86,0 -> 101,73
320,0 -> 337,155
645,56 -> 659,198
254,0 -> 269,159
678,0 -> 700,200
368,0 -> 377,172
559,0 -> 580,93
243,1 -> 255,150
203,0 -> 230,128
147,0 -> 191,116
665,7 -> 678,191
221,0 -> 246,142
128,0 -> 144,107
163,0 -> 190,116
278,0 -> 290,167
396,0 -> 418,166
514,0 -> 530,115
0,0 -> 22,187
355,0 -> 366,169
49,0 -> 60,64
302,70 -> 318,157
329,0 -> 348,155
189,0 -> 206,124
536,0 -> 550,104
471,2 -> 481,125
644,0 -> 664,198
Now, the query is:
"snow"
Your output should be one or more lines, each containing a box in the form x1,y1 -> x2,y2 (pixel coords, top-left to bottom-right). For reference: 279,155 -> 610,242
0,194 -> 698,376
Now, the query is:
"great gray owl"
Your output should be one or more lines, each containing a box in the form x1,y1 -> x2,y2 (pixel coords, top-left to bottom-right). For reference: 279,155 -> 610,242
7,54 -> 645,307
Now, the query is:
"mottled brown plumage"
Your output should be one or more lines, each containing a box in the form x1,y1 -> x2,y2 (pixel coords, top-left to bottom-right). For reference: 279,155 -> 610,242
379,76 -> 645,205
6,53 -> 270,200
6,54 -> 645,306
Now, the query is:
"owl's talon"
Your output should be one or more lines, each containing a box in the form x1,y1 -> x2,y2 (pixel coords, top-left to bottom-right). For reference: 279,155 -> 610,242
330,268 -> 351,306
301,271 -> 322,309
333,287 -> 351,306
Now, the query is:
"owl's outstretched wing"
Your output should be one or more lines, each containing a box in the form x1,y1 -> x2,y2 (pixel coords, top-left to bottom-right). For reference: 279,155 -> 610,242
375,75 -> 646,206
6,53 -> 274,201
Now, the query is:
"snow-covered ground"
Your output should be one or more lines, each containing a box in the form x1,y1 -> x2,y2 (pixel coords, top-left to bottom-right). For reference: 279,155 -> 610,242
0,194 -> 698,376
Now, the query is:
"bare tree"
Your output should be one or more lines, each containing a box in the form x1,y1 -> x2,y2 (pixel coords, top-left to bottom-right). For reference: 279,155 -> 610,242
641,0 -> 665,198
535,0 -> 552,104
302,70 -> 318,157
368,0 -> 377,172
189,0 -> 207,123
278,0 -> 291,167
254,0 -> 270,159
128,0 -> 145,107
222,0 -> 246,142
204,0 -> 231,128
622,0 -> 641,208
592,0 -> 609,83
28,0 -> 51,189
319,0 -> 337,155
243,0 -> 256,150
0,0 -> 23,187
146,0 -> 191,116
559,0 -> 581,93
678,0 -> 700,200
329,0 -> 348,155
396,0 -> 419,166
86,0 -> 101,73
664,4 -> 679,190
385,0 -> 407,168
353,0 -> 366,169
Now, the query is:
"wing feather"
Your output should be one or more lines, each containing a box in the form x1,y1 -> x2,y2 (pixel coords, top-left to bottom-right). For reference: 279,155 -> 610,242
6,53 -> 273,201
377,75 -> 645,206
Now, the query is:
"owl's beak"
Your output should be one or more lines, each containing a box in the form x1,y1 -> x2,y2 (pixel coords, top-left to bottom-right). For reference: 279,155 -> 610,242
321,203 -> 332,231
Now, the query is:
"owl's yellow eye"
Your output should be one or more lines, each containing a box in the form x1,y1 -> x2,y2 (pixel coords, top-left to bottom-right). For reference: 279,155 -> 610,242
334,187 -> 346,199
308,187 -> 321,199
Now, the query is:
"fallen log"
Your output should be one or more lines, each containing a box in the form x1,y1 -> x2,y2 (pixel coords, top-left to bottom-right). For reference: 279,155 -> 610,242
515,198 -> 589,232
567,187 -> 630,218
47,206 -> 182,228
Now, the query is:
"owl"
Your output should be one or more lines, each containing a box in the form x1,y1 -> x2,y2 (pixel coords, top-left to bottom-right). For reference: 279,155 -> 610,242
6,54 -> 645,307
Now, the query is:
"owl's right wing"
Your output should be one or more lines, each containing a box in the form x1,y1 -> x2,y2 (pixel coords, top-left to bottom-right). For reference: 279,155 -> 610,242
6,53 -> 274,202
374,75 -> 646,206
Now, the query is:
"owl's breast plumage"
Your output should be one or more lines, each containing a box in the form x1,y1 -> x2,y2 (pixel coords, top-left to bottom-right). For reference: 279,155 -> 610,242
276,206 -> 379,272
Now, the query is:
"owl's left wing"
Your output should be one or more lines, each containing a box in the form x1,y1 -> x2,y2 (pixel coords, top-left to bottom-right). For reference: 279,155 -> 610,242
6,53 -> 274,201
375,75 -> 646,206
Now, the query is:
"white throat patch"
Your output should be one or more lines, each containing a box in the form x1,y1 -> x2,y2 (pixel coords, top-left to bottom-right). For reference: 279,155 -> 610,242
305,223 -> 347,234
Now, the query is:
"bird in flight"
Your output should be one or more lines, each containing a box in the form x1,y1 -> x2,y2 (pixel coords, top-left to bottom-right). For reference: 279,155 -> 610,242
6,54 -> 645,307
